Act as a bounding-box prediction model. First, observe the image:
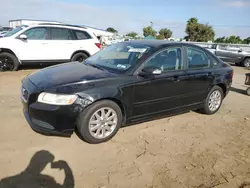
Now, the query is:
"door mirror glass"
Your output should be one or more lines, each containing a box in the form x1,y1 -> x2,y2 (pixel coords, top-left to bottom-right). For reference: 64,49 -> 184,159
139,66 -> 162,77
19,34 -> 27,40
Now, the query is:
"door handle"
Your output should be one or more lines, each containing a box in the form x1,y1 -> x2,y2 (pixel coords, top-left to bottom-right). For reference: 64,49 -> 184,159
171,76 -> 180,82
42,43 -> 48,45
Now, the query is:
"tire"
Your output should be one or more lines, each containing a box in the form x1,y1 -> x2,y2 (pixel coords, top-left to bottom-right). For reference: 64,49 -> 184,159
71,52 -> 88,62
76,100 -> 122,144
0,52 -> 19,71
200,86 -> 224,115
246,87 -> 250,96
243,58 -> 250,68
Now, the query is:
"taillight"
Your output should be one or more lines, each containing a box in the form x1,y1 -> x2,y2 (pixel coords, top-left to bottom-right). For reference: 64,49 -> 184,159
95,43 -> 101,49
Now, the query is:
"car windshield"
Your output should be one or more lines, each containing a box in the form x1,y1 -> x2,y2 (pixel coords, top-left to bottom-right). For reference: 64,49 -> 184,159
84,43 -> 152,73
4,25 -> 27,37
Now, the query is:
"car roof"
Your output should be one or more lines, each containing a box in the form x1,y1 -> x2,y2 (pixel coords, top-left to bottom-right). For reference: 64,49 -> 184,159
123,40 -> 203,49
26,23 -> 89,31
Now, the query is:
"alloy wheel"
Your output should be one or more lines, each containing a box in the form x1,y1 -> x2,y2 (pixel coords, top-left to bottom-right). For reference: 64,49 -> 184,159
88,107 -> 118,139
0,56 -> 14,71
244,59 -> 250,68
208,90 -> 222,112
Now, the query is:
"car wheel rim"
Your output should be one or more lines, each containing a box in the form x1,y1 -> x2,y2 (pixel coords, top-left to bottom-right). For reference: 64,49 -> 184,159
244,59 -> 250,67
208,90 -> 222,112
0,56 -> 14,71
89,107 -> 118,139
76,56 -> 84,62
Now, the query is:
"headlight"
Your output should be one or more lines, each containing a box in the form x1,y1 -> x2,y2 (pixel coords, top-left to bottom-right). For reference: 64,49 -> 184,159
37,92 -> 78,105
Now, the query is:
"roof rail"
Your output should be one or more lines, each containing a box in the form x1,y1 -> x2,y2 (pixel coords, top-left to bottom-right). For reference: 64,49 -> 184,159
38,23 -> 87,29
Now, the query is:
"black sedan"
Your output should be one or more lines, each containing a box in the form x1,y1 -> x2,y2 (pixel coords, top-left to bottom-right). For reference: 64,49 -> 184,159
21,41 -> 233,144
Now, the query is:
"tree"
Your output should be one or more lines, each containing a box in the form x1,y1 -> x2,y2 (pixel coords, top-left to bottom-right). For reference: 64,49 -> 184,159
214,36 -> 226,43
159,28 -> 172,39
185,17 -> 215,42
243,37 -> 250,44
106,27 -> 117,33
126,32 -> 137,38
143,26 -> 157,37
156,35 -> 165,40
225,35 -> 242,44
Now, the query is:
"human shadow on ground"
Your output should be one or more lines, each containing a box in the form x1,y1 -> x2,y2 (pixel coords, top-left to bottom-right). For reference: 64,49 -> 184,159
0,150 -> 74,188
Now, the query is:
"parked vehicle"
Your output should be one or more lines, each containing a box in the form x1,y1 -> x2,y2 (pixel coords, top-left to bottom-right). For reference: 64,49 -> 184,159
0,31 -> 9,38
207,44 -> 250,67
21,41 -> 233,144
0,23 -> 101,71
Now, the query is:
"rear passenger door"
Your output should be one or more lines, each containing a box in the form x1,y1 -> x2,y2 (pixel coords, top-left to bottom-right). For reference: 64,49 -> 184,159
184,47 -> 215,104
46,27 -> 75,60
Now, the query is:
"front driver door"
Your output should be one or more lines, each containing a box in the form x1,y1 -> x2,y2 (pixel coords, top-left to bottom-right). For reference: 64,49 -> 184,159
132,46 -> 191,119
15,27 -> 50,61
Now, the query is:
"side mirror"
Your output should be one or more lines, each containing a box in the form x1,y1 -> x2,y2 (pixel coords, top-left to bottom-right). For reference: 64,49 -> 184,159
19,34 -> 27,40
139,66 -> 162,77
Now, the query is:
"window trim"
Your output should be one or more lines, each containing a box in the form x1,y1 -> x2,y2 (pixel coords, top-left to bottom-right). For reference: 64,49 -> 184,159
134,46 -> 185,75
17,27 -> 49,40
185,46 -> 211,70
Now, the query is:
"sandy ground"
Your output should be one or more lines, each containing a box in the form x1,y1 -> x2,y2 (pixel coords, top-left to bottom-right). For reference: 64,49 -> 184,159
0,65 -> 250,188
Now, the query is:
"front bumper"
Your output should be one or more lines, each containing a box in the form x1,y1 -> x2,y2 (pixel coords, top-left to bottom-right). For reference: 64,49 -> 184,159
22,101 -> 83,137
21,77 -> 86,137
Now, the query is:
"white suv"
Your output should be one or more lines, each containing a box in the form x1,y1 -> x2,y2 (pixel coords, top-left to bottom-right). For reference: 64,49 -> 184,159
0,24 -> 101,71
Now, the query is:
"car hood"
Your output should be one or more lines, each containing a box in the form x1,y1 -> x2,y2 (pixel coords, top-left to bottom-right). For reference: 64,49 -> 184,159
27,62 -> 117,90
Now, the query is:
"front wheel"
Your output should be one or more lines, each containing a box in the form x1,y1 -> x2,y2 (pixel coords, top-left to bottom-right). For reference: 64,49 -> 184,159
76,100 -> 122,144
200,86 -> 223,115
0,52 -> 19,72
243,58 -> 250,68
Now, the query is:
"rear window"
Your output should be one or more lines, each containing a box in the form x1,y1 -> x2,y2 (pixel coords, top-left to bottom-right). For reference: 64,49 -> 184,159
73,30 -> 92,40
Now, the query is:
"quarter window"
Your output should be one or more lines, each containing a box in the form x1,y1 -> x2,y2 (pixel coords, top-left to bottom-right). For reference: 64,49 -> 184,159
187,48 -> 210,69
144,47 -> 183,72
73,30 -> 92,40
22,27 -> 48,40
50,28 -> 73,40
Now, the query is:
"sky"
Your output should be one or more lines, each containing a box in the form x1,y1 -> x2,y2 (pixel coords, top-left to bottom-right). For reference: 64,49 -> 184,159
1,0 -> 250,38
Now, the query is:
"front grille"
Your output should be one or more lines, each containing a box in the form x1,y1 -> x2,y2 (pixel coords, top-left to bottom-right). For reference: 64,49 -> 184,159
21,86 -> 29,102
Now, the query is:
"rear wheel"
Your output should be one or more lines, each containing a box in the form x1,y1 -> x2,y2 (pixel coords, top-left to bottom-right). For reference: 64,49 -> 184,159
71,52 -> 88,62
0,52 -> 19,71
76,100 -> 122,144
200,86 -> 223,115
246,87 -> 250,96
243,58 -> 250,68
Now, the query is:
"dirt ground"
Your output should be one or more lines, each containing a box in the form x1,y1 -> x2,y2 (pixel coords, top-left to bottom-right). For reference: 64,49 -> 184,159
0,65 -> 250,188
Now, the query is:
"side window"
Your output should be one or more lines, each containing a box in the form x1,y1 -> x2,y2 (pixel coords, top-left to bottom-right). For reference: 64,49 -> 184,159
73,30 -> 92,40
144,47 -> 183,72
50,28 -> 73,40
22,27 -> 48,40
207,53 -> 220,67
187,48 -> 210,69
